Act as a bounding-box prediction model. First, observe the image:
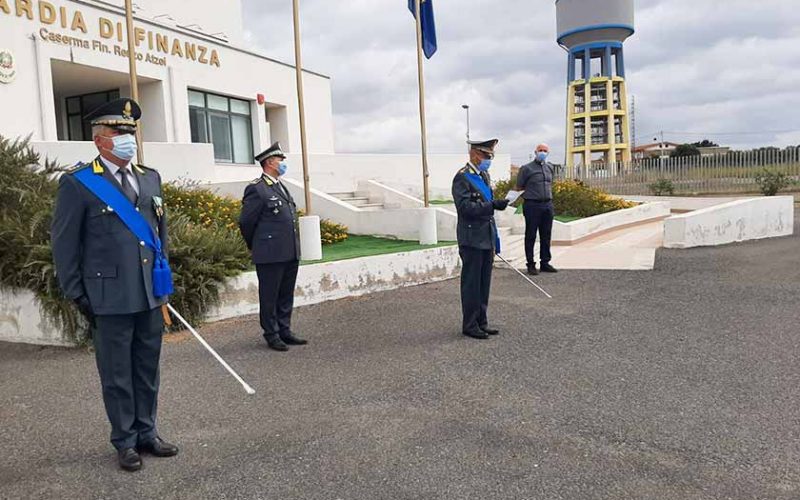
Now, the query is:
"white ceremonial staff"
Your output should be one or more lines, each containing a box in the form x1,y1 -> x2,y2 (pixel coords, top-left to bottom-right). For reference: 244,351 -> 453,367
167,304 -> 256,395
495,254 -> 553,299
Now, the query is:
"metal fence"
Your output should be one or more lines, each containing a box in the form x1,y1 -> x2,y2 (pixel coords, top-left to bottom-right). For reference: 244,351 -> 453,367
562,148 -> 800,196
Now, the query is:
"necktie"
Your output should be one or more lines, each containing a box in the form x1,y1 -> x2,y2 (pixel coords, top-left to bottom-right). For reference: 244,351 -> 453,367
119,167 -> 138,204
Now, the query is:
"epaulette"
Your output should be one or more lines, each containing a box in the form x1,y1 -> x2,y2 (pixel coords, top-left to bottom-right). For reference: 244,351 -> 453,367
65,162 -> 92,174
134,164 -> 156,175
249,177 -> 262,185
457,166 -> 469,174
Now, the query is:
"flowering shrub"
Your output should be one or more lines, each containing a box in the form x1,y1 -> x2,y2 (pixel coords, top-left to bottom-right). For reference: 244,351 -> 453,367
162,183 -> 239,232
553,179 -> 636,217
296,209 -> 348,245
494,175 -> 635,218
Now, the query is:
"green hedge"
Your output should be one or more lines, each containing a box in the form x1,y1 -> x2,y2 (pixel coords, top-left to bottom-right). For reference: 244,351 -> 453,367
0,136 -> 250,343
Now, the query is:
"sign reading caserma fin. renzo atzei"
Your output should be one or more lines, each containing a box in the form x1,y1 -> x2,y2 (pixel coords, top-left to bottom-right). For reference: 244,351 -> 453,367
0,0 -> 222,68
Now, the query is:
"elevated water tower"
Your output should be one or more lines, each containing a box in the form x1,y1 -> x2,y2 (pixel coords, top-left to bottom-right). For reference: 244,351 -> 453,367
556,0 -> 635,173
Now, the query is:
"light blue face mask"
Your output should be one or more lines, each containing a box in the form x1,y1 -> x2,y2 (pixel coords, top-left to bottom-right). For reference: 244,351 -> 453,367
103,134 -> 137,161
277,162 -> 288,176
477,159 -> 492,172
536,151 -> 549,162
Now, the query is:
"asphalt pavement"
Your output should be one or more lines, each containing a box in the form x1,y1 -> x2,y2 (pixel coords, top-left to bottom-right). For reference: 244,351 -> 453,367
1,210 -> 799,500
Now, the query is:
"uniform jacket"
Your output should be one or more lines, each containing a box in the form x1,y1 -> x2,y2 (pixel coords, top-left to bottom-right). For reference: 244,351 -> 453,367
238,175 -> 300,264
451,163 -> 498,251
51,157 -> 168,315
516,159 -> 555,201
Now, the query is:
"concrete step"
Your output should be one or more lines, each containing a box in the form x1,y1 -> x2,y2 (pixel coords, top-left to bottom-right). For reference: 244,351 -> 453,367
340,197 -> 370,204
328,192 -> 355,199
356,203 -> 386,209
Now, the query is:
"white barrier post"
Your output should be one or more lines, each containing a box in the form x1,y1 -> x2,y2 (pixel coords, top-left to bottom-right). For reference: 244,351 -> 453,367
419,207 -> 438,245
299,215 -> 323,261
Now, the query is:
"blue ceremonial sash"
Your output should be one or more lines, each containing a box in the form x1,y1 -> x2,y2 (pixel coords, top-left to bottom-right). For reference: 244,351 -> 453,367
464,172 -> 501,254
73,167 -> 174,298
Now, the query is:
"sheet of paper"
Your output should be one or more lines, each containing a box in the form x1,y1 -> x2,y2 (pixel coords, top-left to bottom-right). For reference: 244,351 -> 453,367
505,190 -> 522,204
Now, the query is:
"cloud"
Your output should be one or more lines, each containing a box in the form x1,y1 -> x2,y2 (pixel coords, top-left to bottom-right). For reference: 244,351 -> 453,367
241,0 -> 800,163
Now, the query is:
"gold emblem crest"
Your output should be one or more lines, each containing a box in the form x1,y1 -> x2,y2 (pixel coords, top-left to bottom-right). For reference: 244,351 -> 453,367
123,101 -> 132,119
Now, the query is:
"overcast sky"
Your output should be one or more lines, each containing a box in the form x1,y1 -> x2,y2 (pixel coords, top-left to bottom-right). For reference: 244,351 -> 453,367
241,0 -> 800,164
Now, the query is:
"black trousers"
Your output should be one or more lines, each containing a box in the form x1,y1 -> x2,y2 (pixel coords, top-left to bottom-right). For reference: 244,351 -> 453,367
523,200 -> 554,265
459,245 -> 494,333
93,308 -> 164,450
256,260 -> 300,337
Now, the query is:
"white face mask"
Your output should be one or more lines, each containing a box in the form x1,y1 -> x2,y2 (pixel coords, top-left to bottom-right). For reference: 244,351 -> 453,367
101,134 -> 137,161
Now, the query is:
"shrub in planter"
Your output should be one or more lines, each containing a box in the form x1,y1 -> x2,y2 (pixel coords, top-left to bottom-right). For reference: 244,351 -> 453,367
648,178 -> 675,196
755,169 -> 794,196
0,136 -> 252,342
162,183 -> 240,231
552,180 -> 636,218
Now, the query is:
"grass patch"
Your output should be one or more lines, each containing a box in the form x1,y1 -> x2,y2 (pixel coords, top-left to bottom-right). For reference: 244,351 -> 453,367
428,199 -> 454,205
555,215 -> 583,223
302,235 -> 456,264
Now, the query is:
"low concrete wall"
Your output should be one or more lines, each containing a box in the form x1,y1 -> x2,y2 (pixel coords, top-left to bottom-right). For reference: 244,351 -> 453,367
552,202 -> 670,244
663,196 -> 794,249
0,289 -> 73,347
0,247 -> 460,347
209,245 -> 460,322
494,202 -> 670,244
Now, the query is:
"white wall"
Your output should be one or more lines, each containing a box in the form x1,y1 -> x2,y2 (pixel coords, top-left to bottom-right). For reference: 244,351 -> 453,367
663,197 -> 795,249
0,0 -> 334,156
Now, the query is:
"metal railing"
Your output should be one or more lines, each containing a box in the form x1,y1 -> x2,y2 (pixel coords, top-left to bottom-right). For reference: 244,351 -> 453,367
562,148 -> 800,196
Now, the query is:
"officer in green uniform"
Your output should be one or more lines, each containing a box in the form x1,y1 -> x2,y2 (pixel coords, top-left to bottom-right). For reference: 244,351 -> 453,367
239,142 -> 307,352
51,98 -> 178,472
451,139 -> 509,339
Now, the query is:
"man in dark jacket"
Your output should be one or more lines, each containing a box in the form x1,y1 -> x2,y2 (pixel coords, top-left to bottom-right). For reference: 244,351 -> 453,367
51,98 -> 178,472
239,142 -> 307,352
451,139 -> 510,340
516,143 -> 558,275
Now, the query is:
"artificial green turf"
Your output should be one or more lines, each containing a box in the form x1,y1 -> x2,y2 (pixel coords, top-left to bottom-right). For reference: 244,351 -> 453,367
428,199 -> 454,205
302,235 -> 457,265
555,214 -> 583,223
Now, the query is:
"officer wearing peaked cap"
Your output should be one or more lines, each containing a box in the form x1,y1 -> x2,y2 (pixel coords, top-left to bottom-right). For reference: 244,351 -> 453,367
452,139 -> 509,340
239,141 -> 307,352
51,98 -> 178,472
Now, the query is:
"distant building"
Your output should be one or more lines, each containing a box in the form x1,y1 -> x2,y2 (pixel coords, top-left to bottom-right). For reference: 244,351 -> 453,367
633,142 -> 730,159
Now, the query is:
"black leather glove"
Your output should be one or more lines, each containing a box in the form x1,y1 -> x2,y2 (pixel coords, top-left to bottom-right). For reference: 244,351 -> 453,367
492,199 -> 510,211
74,295 -> 95,325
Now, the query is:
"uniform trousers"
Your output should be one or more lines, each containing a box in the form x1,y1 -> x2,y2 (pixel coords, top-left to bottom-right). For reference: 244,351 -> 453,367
256,260 -> 300,337
459,245 -> 494,333
523,200 -> 554,265
93,308 -> 164,450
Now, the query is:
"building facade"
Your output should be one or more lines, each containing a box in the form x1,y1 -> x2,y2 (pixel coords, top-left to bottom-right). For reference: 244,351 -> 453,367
0,0 -> 334,180
556,0 -> 634,174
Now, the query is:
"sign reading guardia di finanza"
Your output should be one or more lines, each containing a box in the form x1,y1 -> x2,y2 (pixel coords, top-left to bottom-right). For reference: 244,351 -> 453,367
2,0 -> 222,68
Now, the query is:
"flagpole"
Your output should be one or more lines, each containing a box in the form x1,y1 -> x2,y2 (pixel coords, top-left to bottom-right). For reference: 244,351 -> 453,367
292,0 -> 313,214
123,0 -> 144,164
414,0 -> 431,208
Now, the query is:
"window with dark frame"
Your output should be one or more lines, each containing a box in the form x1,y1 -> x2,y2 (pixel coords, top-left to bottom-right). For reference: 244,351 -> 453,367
65,89 -> 120,141
188,90 -> 253,164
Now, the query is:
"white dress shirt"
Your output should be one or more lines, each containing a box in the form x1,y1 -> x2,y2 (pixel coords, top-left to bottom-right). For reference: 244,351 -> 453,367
100,156 -> 140,196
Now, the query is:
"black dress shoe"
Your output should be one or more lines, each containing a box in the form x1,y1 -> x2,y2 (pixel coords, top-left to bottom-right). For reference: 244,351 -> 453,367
118,448 -> 142,471
279,332 -> 308,345
138,437 -> 179,457
462,329 -> 489,340
527,263 -> 539,275
264,334 -> 289,351
540,263 -> 559,273
480,326 -> 500,336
